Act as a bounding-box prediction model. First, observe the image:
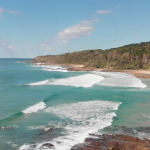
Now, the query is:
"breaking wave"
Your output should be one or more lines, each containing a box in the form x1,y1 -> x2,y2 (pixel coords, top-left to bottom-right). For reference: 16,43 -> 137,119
26,74 -> 105,88
26,79 -> 50,86
22,102 -> 46,114
42,65 -> 68,72
25,72 -> 146,88
31,64 -> 68,72
20,100 -> 121,150
93,71 -> 147,88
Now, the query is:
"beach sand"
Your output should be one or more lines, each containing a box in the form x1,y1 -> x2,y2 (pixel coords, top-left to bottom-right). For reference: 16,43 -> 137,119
68,64 -> 150,79
29,61 -> 150,79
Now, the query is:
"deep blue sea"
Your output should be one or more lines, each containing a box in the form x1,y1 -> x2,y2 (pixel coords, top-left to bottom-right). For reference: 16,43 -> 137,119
0,58 -> 150,150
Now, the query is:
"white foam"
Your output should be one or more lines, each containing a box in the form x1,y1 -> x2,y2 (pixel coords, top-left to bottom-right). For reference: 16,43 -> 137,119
26,72 -> 146,88
27,126 -> 50,131
7,141 -> 19,148
26,79 -> 49,86
31,64 -> 68,72
43,65 -> 68,72
0,125 -> 18,130
49,74 -> 104,87
36,63 -> 45,65
144,115 -> 150,119
22,102 -> 46,114
93,71 -> 147,88
27,74 -> 104,88
20,100 -> 121,150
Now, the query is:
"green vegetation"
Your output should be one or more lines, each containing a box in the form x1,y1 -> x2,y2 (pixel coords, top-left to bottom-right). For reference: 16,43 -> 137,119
32,41 -> 150,69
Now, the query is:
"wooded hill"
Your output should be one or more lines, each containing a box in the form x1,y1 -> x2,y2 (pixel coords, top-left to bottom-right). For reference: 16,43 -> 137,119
31,42 -> 150,69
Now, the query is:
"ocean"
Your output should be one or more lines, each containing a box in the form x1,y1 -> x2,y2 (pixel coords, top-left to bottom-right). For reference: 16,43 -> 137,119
0,58 -> 150,150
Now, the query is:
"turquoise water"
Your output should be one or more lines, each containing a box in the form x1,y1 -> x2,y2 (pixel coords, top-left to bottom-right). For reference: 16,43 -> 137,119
0,58 -> 150,150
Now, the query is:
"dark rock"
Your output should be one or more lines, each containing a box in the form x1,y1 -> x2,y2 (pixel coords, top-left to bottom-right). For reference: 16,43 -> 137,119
30,144 -> 36,148
40,143 -> 54,149
70,134 -> 150,150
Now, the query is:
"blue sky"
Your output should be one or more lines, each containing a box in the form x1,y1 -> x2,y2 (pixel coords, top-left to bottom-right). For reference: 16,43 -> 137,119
0,0 -> 150,58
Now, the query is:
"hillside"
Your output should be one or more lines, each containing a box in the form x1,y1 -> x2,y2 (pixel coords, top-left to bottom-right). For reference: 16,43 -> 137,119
31,42 -> 150,69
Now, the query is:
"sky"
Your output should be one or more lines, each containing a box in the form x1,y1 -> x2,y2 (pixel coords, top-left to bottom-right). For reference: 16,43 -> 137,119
0,0 -> 150,58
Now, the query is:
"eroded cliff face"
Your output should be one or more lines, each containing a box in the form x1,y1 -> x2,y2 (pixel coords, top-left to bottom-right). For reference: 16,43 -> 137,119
30,42 -> 150,69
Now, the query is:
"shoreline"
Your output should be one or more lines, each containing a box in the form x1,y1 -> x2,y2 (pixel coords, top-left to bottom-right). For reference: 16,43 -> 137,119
29,61 -> 150,79
100,69 -> 150,79
70,133 -> 150,150
67,64 -> 150,79
70,125 -> 150,150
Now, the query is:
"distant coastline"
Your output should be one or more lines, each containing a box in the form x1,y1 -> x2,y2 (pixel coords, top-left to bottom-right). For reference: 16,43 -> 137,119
28,61 -> 150,79
29,41 -> 150,79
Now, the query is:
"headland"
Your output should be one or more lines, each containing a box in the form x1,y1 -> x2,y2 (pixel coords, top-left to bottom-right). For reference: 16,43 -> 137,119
29,41 -> 150,79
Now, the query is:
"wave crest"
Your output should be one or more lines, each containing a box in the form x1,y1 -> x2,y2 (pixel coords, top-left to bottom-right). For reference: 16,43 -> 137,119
22,102 -> 46,114
26,74 -> 105,88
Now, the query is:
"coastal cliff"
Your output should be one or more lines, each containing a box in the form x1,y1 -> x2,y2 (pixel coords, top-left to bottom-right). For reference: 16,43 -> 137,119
31,41 -> 150,69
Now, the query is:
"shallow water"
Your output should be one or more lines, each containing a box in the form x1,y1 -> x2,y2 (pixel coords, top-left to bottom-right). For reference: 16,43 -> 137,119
0,58 -> 150,150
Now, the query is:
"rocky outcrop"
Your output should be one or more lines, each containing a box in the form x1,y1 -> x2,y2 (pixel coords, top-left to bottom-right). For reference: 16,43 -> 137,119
70,134 -> 150,150
40,143 -> 54,149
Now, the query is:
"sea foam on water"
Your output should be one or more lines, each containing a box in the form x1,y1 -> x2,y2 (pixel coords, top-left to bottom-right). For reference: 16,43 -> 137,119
93,71 -> 147,88
20,100 -> 121,150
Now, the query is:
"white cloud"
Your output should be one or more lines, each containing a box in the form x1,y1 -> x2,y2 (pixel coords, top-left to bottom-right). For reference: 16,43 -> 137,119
40,43 -> 46,47
0,38 -> 16,50
0,8 -> 4,19
8,46 -> 16,50
0,7 -> 19,20
46,47 -> 54,51
0,8 -> 4,13
92,19 -> 100,22
56,21 -> 94,45
97,10 -> 112,14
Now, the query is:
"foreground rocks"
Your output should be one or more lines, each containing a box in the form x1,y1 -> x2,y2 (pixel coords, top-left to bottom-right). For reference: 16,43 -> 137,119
71,134 -> 150,150
40,143 -> 54,149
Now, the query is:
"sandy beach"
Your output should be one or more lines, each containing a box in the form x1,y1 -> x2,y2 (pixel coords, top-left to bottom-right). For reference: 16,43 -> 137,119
65,64 -> 150,79
31,62 -> 150,79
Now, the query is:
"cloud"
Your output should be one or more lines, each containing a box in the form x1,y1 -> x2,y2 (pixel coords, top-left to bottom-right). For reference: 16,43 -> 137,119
92,19 -> 100,22
116,5 -> 120,8
46,47 -> 54,51
8,46 -> 16,50
97,10 -> 112,14
40,43 -> 46,47
0,38 -> 16,50
0,8 -> 4,13
0,7 -> 19,19
56,21 -> 94,45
